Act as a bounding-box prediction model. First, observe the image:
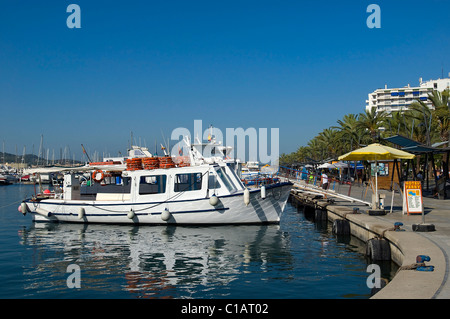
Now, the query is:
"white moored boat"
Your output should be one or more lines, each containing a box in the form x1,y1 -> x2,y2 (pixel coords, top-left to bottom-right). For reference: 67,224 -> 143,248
20,137 -> 292,225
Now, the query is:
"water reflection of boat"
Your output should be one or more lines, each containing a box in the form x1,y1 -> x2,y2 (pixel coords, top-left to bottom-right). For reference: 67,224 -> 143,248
18,223 -> 290,298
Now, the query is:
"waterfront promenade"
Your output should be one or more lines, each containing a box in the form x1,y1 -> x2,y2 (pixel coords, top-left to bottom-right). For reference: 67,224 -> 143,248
290,178 -> 450,299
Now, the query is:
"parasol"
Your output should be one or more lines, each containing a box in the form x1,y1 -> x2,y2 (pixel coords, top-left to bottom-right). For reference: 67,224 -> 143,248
338,143 -> 415,209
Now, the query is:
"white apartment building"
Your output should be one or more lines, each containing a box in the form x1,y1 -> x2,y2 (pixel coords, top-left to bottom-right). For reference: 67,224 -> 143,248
366,76 -> 450,114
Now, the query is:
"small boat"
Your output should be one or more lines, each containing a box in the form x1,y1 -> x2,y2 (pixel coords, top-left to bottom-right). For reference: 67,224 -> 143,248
0,173 -> 13,185
20,137 -> 292,225
0,166 -> 18,185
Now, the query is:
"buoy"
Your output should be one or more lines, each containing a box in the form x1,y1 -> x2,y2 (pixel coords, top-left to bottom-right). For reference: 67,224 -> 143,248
333,219 -> 350,235
366,238 -> 391,261
127,209 -> 135,219
19,202 -> 28,216
209,194 -> 219,206
161,208 -> 171,221
78,207 -> 85,220
261,185 -> 266,199
36,207 -> 51,217
244,188 -> 250,206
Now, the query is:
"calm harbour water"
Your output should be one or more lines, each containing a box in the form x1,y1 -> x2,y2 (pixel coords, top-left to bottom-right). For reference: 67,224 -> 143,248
0,184 -> 397,299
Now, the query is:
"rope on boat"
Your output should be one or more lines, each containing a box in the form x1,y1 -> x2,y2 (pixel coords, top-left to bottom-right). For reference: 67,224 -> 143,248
0,198 -> 26,210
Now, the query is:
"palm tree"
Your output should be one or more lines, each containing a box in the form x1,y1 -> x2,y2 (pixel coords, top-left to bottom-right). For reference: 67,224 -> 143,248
306,138 -> 322,161
405,94 -> 435,146
429,89 -> 450,182
385,111 -> 413,137
316,128 -> 339,159
405,101 -> 434,145
357,109 -> 388,143
429,89 -> 450,145
334,113 -> 369,153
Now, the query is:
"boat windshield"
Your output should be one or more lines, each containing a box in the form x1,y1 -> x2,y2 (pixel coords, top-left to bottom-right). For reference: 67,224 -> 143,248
215,167 -> 236,193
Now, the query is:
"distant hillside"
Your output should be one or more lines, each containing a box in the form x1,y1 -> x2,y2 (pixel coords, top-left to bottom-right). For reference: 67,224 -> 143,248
1,152 -> 81,166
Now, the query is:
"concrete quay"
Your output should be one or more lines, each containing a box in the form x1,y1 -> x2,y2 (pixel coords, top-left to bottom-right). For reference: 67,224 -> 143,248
290,181 -> 450,299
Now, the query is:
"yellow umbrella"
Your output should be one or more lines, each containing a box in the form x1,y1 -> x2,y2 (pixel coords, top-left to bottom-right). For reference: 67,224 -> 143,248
338,143 -> 415,161
338,143 -> 415,209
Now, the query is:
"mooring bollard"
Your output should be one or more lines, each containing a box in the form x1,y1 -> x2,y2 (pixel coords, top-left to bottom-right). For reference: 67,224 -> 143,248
415,255 -> 434,271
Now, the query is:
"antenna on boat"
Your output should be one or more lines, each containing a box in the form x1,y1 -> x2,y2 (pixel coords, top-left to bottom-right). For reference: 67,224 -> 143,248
130,131 -> 133,150
160,130 -> 170,156
81,144 -> 92,162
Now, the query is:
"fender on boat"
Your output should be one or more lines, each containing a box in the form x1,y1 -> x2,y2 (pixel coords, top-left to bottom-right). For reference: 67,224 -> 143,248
36,207 -> 51,217
209,194 -> 219,206
78,207 -> 85,220
19,202 -> 29,216
244,188 -> 250,206
261,185 -> 266,199
127,208 -> 135,219
161,208 -> 171,221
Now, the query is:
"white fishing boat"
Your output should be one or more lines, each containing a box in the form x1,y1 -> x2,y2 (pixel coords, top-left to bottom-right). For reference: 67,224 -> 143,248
20,137 -> 292,225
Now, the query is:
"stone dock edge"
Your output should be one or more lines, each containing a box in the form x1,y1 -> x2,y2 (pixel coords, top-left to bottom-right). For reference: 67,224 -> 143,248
290,190 -> 446,299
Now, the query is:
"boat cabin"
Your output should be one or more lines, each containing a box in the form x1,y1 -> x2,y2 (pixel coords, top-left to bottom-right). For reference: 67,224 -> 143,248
65,163 -> 244,202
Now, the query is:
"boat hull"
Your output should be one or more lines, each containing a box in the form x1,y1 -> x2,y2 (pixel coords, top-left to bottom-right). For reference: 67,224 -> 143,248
24,182 -> 292,225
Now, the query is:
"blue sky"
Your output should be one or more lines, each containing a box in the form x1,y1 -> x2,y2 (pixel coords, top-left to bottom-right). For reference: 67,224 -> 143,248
1,0 -> 450,161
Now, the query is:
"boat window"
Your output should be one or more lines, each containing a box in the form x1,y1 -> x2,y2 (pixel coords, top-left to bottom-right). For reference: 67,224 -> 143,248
139,175 -> 167,195
216,167 -> 236,192
174,173 -> 202,192
208,174 -> 221,189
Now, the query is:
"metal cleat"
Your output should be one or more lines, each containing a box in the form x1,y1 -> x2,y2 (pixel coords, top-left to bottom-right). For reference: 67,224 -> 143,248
416,266 -> 434,271
416,255 -> 431,263
415,255 -> 434,272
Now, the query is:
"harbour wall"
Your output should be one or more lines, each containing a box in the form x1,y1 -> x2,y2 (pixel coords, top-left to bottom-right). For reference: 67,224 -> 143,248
290,189 -> 446,299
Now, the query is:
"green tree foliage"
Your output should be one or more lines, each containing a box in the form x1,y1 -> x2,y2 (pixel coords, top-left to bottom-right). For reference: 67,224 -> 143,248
280,89 -> 450,168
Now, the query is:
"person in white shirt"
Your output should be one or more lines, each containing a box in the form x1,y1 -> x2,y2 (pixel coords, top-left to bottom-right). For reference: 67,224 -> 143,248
321,171 -> 329,190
